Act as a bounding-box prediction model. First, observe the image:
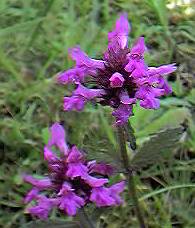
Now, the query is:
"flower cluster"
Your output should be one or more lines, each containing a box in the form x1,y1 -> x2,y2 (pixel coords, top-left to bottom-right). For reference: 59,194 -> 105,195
58,14 -> 176,125
23,123 -> 125,219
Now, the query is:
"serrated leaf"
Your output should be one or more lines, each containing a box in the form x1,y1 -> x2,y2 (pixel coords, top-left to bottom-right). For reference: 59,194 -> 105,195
130,127 -> 183,171
83,129 -> 122,169
22,220 -> 80,228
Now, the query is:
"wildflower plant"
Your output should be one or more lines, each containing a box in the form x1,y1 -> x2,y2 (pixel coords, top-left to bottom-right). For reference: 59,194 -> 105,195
58,14 -> 176,126
23,14 -> 183,228
23,123 -> 125,219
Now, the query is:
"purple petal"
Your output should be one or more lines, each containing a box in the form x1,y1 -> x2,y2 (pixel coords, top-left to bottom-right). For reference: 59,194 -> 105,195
88,162 -> 114,176
140,97 -> 160,109
161,78 -> 172,94
130,37 -> 147,56
135,85 -> 165,109
28,196 -> 54,220
58,182 -> 73,195
23,175 -> 52,190
84,175 -> 108,187
64,84 -> 105,112
109,181 -> 125,205
47,123 -> 69,155
112,104 -> 133,125
131,60 -> 148,78
58,190 -> 85,216
73,83 -> 105,99
137,86 -> 165,99
57,182 -> 85,216
66,163 -> 88,179
109,181 -> 125,194
66,146 -> 88,179
108,14 -> 130,49
57,46 -> 105,85
57,67 -> 86,85
109,72 -> 125,88
44,146 -> 58,162
24,188 -> 39,204
148,63 -> 177,76
69,46 -> 105,69
90,187 -> 115,207
64,96 -> 86,111
124,59 -> 136,72
125,45 -> 148,77
120,91 -> 136,105
67,146 -> 84,163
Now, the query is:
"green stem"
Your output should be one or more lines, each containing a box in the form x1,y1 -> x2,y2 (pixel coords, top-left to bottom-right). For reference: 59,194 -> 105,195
117,126 -> 146,228
78,208 -> 95,228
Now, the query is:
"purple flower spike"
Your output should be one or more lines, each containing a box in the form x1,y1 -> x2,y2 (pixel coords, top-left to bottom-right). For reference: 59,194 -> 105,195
57,14 -> 176,125
109,72 -> 125,88
23,123 -> 125,219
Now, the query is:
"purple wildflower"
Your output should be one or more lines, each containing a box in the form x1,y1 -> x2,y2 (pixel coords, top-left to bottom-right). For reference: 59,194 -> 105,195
57,14 -> 176,125
23,123 -> 125,219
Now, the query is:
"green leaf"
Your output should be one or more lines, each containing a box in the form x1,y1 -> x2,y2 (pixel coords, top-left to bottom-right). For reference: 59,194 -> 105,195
0,19 -> 43,37
145,0 -> 168,29
186,88 -> 195,104
130,127 -> 183,171
139,184 -> 195,202
136,107 -> 191,138
83,127 -> 121,169
22,220 -> 80,228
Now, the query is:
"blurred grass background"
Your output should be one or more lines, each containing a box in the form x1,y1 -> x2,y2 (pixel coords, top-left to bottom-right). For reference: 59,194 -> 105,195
0,0 -> 195,227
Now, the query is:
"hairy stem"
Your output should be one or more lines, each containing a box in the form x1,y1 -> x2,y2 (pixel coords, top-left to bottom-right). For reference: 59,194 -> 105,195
78,208 -> 95,228
117,125 -> 146,228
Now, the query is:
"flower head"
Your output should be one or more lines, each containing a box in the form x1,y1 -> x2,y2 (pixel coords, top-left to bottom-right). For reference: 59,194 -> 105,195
23,123 -> 125,219
58,14 -> 176,125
